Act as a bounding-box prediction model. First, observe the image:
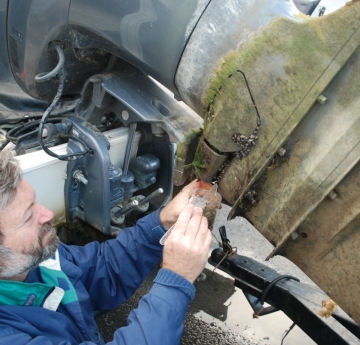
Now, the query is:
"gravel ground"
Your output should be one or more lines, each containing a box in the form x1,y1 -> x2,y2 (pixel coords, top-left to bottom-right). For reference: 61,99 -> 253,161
96,265 -> 258,344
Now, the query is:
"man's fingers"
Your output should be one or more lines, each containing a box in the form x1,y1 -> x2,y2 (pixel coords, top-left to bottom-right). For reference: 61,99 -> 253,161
194,216 -> 209,242
170,204 -> 204,241
183,211 -> 203,239
171,203 -> 194,236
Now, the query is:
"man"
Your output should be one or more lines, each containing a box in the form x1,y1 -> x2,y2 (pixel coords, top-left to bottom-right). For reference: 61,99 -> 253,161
0,150 -> 212,344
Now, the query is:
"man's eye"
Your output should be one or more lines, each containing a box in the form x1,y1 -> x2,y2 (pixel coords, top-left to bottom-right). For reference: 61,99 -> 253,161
25,214 -> 32,223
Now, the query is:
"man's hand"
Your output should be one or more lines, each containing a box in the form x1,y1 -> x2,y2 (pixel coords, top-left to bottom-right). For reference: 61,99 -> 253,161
159,180 -> 211,230
162,203 -> 212,284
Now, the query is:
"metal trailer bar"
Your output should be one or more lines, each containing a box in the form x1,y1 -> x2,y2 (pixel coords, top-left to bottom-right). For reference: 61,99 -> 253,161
208,227 -> 360,345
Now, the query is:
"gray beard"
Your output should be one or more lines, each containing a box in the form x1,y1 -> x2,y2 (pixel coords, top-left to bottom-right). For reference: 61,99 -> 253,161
0,222 -> 60,278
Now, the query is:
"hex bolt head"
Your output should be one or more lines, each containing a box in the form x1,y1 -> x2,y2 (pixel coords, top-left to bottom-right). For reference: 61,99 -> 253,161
291,232 -> 299,240
328,190 -> 337,199
317,95 -> 327,104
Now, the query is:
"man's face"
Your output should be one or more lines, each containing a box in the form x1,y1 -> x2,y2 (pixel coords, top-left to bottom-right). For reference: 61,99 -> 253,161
0,179 -> 59,278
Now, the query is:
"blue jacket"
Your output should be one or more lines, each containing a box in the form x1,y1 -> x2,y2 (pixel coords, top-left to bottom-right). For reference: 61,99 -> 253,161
0,209 -> 195,344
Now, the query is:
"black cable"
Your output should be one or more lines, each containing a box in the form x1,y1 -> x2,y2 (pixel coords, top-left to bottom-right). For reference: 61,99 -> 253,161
281,322 -> 296,345
260,275 -> 300,305
0,116 -> 40,126
0,140 -> 10,152
6,122 -> 40,142
35,44 -> 65,83
36,44 -> 91,161
0,99 -> 77,126
5,118 -> 64,143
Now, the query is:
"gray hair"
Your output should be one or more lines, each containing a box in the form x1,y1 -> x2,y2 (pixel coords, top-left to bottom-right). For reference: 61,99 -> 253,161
0,151 -> 22,211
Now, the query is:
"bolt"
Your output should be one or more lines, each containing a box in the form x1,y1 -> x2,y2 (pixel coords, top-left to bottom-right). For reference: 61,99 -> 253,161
73,170 -> 88,185
317,95 -> 327,104
148,176 -> 156,184
291,232 -> 299,240
328,190 -> 337,199
277,147 -> 287,157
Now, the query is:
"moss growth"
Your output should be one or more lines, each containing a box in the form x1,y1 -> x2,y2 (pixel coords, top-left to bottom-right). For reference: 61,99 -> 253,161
184,145 -> 206,178
201,2 -> 360,155
182,127 -> 206,178
203,5 -> 360,112
177,126 -> 204,157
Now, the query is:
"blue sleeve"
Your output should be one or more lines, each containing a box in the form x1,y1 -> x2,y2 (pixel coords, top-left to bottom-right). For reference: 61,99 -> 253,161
109,268 -> 195,345
58,209 -> 167,311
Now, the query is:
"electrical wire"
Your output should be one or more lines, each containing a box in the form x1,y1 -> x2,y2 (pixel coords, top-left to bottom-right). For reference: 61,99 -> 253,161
260,275 -> 300,305
35,44 -> 65,83
7,121 -> 45,143
256,274 -> 299,345
6,118 -> 64,144
0,116 -> 45,126
1,44 -> 89,157
281,322 -> 296,345
0,129 -> 7,151
36,43 -> 91,161
0,140 -> 10,151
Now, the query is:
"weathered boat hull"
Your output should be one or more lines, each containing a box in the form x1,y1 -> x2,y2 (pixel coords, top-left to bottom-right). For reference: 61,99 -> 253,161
176,1 -> 360,325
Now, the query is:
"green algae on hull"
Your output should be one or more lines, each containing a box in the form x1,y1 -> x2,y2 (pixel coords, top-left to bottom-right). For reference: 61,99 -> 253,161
201,4 -> 360,155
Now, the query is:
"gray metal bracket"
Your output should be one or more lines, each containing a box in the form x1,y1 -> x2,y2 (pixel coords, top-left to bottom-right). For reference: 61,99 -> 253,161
75,62 -> 203,144
64,116 -> 117,235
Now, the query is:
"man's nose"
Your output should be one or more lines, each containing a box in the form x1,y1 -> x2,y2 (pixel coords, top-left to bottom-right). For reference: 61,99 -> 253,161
37,203 -> 54,225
